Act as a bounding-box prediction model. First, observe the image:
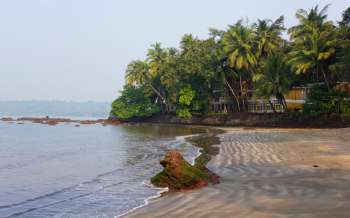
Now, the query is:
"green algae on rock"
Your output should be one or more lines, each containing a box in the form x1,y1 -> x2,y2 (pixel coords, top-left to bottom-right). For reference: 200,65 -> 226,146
151,130 -> 222,191
151,150 -> 219,191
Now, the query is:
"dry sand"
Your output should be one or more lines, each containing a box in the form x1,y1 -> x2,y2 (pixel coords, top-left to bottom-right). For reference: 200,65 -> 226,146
125,128 -> 350,218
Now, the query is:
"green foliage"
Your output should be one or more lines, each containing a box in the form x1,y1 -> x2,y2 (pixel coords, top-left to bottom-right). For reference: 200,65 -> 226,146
303,86 -> 350,118
222,21 -> 257,71
125,59 -> 166,106
254,53 -> 292,109
112,5 -> 350,121
178,35 -> 222,112
125,60 -> 150,85
340,101 -> 350,119
178,86 -> 195,106
331,8 -> 350,82
111,86 -> 160,119
339,7 -> 350,27
254,16 -> 285,59
176,108 -> 192,119
176,86 -> 196,119
287,5 -> 336,88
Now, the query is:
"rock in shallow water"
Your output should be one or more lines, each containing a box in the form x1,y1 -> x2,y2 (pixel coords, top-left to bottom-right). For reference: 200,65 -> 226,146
151,150 -> 219,191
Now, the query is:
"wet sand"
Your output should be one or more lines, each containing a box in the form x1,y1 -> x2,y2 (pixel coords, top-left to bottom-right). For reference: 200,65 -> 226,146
126,128 -> 350,218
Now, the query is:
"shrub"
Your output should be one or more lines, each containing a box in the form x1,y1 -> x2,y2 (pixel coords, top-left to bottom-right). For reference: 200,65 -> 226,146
303,85 -> 350,118
176,108 -> 192,119
176,86 -> 196,119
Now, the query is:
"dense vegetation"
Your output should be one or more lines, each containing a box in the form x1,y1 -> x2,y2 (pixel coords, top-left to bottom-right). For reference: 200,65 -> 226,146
111,5 -> 350,120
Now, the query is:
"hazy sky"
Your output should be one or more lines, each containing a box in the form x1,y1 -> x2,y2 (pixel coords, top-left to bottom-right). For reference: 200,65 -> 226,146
0,0 -> 348,102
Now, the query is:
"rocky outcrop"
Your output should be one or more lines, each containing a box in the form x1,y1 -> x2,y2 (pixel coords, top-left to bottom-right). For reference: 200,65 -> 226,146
151,150 -> 219,191
1,117 -> 121,126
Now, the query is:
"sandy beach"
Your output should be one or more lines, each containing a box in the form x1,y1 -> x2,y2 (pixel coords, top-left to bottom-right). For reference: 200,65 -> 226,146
126,128 -> 350,218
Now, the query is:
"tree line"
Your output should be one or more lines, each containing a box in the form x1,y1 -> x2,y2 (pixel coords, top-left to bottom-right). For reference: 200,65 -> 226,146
111,5 -> 350,120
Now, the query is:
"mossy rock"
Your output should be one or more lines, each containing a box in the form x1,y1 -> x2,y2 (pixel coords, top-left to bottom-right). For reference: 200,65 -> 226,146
151,150 -> 219,191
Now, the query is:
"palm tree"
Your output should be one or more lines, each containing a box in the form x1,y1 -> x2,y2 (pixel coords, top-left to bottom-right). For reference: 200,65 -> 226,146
289,5 -> 330,38
254,16 -> 285,60
339,7 -> 350,27
208,31 -> 242,112
254,53 -> 291,112
125,60 -> 148,85
288,5 -> 336,89
216,62 -> 241,112
331,8 -> 350,82
160,48 -> 180,108
146,43 -> 170,105
147,43 -> 168,78
222,20 -> 257,110
125,60 -> 166,103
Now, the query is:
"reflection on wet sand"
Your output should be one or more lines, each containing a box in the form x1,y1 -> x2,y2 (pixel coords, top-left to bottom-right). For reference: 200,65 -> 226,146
126,128 -> 350,218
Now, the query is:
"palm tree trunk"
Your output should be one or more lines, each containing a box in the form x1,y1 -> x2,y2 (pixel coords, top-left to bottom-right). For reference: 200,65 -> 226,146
321,68 -> 330,91
277,93 -> 287,112
281,95 -> 288,112
149,84 -> 166,104
239,75 -> 246,111
225,79 -> 241,112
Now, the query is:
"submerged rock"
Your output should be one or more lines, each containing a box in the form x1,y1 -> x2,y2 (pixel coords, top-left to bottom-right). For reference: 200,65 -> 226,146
11,117 -> 121,126
0,117 -> 14,122
151,150 -> 219,191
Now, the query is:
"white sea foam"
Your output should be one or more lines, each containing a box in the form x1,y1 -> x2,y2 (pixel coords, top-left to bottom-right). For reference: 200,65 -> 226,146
114,181 -> 169,218
175,134 -> 202,165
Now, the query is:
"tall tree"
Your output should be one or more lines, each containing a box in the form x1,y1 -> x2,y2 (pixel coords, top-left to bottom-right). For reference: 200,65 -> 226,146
125,60 -> 166,103
254,53 -> 292,112
209,29 -> 242,112
331,7 -> 350,82
288,5 -> 337,88
222,20 -> 257,110
254,16 -> 285,60
289,5 -> 330,38
147,43 -> 168,78
339,7 -> 350,27
146,43 -> 170,107
178,34 -> 220,113
160,47 -> 180,107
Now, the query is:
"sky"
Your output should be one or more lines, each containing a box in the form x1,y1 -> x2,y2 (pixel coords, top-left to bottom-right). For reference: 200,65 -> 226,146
0,0 -> 348,102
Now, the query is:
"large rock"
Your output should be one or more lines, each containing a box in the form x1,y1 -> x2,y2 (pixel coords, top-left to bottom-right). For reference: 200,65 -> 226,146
151,150 -> 219,191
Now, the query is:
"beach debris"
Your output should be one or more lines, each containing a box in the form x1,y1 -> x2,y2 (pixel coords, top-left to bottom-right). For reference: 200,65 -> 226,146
151,150 -> 219,191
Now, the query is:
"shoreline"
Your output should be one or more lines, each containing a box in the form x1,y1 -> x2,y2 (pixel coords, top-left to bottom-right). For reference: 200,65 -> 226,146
140,113 -> 350,129
115,128 -> 220,218
125,127 -> 350,218
115,126 -> 223,218
2,114 -> 350,129
115,184 -> 168,218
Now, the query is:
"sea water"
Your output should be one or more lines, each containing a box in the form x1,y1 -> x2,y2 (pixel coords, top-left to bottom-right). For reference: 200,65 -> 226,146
0,121 -> 201,218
